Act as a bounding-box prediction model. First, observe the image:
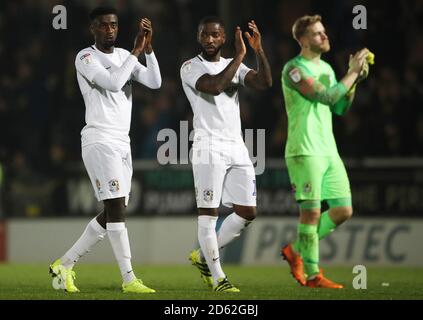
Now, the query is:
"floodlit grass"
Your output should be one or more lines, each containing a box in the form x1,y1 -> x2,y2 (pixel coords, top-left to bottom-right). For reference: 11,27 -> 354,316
1,264 -> 422,300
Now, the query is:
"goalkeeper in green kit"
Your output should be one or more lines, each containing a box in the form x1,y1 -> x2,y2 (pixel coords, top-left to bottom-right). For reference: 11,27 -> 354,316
280,15 -> 373,288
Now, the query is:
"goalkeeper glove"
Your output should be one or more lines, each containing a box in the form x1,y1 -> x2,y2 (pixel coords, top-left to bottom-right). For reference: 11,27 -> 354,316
357,50 -> 375,83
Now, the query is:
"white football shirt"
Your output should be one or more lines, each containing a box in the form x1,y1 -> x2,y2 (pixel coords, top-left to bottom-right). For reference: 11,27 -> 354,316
180,55 -> 251,145
75,45 -> 161,147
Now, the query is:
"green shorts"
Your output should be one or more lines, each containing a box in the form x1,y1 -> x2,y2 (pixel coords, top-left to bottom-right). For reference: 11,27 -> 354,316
285,155 -> 351,201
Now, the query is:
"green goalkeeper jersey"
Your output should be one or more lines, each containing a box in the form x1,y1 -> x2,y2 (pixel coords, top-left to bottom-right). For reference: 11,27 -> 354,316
281,55 -> 351,157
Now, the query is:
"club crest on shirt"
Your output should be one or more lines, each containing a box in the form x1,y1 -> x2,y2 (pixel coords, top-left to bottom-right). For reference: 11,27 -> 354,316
80,53 -> 92,65
203,189 -> 214,202
182,61 -> 192,73
95,179 -> 103,193
291,183 -> 297,193
289,67 -> 301,83
108,179 -> 120,192
303,182 -> 312,194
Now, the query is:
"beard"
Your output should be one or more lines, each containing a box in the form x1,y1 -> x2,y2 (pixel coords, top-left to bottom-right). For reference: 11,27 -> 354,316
310,41 -> 330,54
201,44 -> 222,59
103,38 -> 116,49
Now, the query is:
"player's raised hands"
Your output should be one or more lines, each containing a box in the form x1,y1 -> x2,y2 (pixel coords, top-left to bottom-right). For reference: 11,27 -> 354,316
348,48 -> 369,74
141,18 -> 153,54
132,20 -> 146,57
234,26 -> 247,58
244,20 -> 263,52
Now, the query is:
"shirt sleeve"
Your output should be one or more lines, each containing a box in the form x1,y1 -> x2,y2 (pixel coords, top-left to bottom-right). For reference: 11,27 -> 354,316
238,62 -> 252,86
75,50 -> 138,92
282,62 -> 347,106
131,51 -> 162,89
180,59 -> 207,89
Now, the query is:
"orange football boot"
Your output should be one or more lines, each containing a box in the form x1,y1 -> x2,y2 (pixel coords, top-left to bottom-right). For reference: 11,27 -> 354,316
281,244 -> 306,286
306,269 -> 344,289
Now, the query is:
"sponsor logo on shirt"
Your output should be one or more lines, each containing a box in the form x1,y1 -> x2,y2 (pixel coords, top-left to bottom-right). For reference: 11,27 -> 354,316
108,179 -> 120,192
203,189 -> 214,202
289,67 -> 301,83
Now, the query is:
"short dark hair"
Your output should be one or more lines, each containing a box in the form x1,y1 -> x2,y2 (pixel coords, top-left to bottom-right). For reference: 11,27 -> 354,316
198,16 -> 225,31
292,14 -> 322,41
89,6 -> 118,22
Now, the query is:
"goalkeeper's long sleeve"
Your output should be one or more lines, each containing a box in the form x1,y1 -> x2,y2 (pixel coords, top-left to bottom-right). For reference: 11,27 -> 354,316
285,65 -> 348,107
330,84 -> 356,115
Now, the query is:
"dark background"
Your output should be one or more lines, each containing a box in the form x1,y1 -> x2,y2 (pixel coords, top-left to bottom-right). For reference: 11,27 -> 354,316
0,0 -> 422,217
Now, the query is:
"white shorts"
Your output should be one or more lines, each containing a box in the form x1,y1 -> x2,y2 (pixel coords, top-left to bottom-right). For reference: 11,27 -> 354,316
192,142 -> 256,208
82,142 -> 132,206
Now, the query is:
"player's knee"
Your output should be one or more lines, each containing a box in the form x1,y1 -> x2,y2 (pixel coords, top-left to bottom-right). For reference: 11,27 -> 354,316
198,208 -> 218,216
343,206 -> 353,220
104,197 -> 126,222
336,206 -> 353,223
234,206 -> 256,221
300,208 -> 321,225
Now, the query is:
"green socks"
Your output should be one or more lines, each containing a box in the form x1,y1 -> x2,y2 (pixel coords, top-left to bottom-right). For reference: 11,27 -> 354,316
292,210 -> 337,251
290,212 -> 338,277
298,224 -> 319,276
317,211 -> 337,240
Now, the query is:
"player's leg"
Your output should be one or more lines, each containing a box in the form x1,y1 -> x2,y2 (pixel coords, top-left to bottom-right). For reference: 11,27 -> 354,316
103,144 -> 155,293
297,203 -> 321,282
196,207 -> 233,291
320,156 -> 353,239
218,148 -> 257,250
297,203 -> 344,289
197,208 -> 240,293
104,196 -> 135,285
190,146 -> 239,291
282,156 -> 325,286
300,156 -> 345,288
104,197 -> 152,293
216,205 -> 255,249
192,160 -> 230,288
58,210 -> 107,271
294,155 -> 352,288
49,144 -> 111,292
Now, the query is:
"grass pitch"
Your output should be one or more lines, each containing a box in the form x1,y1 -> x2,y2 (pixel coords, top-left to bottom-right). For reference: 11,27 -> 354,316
0,264 -> 422,300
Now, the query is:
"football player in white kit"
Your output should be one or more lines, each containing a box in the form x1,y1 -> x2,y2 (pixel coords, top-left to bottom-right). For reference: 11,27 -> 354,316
49,6 -> 161,294
181,16 -> 272,292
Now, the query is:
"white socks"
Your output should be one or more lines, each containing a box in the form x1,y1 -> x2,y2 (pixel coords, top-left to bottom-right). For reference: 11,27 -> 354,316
61,217 -> 106,270
107,222 -> 136,284
198,216 -> 225,285
217,213 -> 250,249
